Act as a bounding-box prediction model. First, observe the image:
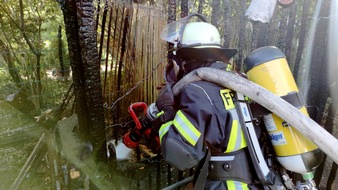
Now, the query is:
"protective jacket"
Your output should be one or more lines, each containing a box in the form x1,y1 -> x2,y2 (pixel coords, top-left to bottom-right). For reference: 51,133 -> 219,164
158,62 -> 259,190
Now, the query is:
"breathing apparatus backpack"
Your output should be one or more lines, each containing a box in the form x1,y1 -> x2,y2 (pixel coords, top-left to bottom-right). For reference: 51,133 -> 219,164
243,46 -> 323,189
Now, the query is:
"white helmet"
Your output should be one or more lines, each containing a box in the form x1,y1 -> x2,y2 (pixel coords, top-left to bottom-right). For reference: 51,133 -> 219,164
179,22 -> 222,49
161,13 -> 237,62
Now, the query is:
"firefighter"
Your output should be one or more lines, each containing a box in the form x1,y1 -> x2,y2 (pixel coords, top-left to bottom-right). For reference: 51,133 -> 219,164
153,14 -> 262,190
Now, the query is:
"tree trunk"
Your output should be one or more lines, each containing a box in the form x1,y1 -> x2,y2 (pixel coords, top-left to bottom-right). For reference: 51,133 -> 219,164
180,0 -> 188,18
167,0 -> 177,66
306,0 -> 330,122
197,0 -> 204,14
250,21 -> 259,51
98,0 -> 109,96
293,0 -> 309,77
236,0 -> 247,71
95,0 -> 101,31
168,0 -> 177,23
314,98 -> 337,185
223,0 -> 231,48
277,8 -> 288,52
19,0 -> 43,108
76,0 -> 105,148
211,0 -> 221,27
98,0 -> 108,62
285,2 -> 296,63
59,0 -> 91,137
0,39 -> 22,86
255,22 -> 269,49
36,53 -> 42,107
58,26 -> 65,76
103,8 -> 113,95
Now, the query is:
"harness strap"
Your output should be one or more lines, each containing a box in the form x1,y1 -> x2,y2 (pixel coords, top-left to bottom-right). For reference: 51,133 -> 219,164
193,143 -> 255,189
208,149 -> 254,184
193,148 -> 211,190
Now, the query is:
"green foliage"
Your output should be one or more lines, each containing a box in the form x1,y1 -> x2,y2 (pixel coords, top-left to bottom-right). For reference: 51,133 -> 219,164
0,0 -> 71,112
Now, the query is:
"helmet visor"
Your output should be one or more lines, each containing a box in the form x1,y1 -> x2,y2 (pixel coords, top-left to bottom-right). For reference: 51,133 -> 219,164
160,17 -> 189,44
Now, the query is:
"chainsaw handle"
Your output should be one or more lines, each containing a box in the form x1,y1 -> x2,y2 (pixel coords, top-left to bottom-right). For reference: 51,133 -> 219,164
128,102 -> 148,130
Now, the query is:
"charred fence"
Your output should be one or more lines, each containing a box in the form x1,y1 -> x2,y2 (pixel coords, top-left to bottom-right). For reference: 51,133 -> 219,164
98,0 -> 337,189
0,0 -> 337,189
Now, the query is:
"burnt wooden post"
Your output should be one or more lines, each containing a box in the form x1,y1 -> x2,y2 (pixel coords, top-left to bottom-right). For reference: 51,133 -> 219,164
211,0 -> 221,27
236,0 -> 247,71
306,0 -> 331,122
181,0 -> 188,17
60,0 -> 105,152
310,1 -> 334,185
285,2 -> 296,63
293,0 -> 310,78
60,0 -> 91,137
76,0 -> 106,149
223,0 -> 231,48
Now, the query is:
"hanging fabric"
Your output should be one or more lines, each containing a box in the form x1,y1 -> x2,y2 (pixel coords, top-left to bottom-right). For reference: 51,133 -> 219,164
244,0 -> 277,23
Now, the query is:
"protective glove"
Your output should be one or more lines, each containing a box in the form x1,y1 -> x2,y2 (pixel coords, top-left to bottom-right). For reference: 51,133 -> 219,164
156,83 -> 174,108
151,84 -> 177,131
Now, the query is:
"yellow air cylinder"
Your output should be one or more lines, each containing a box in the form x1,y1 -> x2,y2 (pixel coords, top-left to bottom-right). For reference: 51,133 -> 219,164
243,46 -> 323,174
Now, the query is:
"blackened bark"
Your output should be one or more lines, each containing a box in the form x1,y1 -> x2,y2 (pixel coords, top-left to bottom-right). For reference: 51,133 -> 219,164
168,0 -> 176,23
223,0 -> 230,48
98,0 -> 108,95
112,6 -> 124,122
103,9 -> 113,95
98,0 -> 108,62
314,98 -> 337,185
327,162 -> 338,190
59,0 -> 90,137
306,0 -> 330,122
277,8 -> 288,52
267,7 -> 279,46
197,0 -> 204,14
256,22 -> 269,48
285,2 -> 296,63
250,21 -> 259,51
211,0 -> 220,27
76,0 -> 105,147
181,0 -> 188,18
117,7 -> 132,96
95,0 -> 101,31
293,0 -> 309,78
236,0 -> 247,71
167,0 -> 176,62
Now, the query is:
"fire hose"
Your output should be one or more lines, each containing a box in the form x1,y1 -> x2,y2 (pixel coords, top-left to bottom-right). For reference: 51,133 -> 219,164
172,67 -> 338,165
